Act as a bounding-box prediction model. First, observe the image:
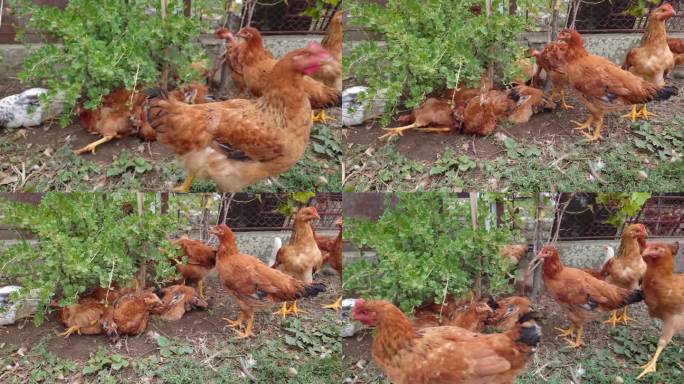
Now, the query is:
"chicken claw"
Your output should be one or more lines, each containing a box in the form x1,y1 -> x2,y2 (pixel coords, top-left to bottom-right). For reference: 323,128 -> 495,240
558,90 -> 574,110
636,345 -> 664,379
233,312 -> 255,339
622,105 -> 640,122
224,311 -> 244,328
59,325 -> 80,338
581,119 -> 604,142
172,174 -> 195,193
378,123 -> 418,141
563,324 -> 585,348
312,110 -> 335,124
73,135 -> 114,155
554,325 -> 575,338
287,300 -> 305,316
603,310 -> 620,328
571,116 -> 593,132
637,104 -> 656,119
273,302 -> 291,319
322,296 -> 342,312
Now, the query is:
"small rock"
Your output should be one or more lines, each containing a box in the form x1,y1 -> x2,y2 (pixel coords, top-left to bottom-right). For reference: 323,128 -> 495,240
287,367 -> 298,377
356,359 -> 366,369
613,376 -> 624,384
146,330 -> 161,341
316,176 -> 328,185
637,170 -> 648,180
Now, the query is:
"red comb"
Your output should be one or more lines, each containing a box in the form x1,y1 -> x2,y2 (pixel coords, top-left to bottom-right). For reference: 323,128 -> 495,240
310,207 -> 318,215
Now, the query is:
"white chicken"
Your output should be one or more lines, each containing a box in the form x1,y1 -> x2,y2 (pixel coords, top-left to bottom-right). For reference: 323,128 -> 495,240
0,88 -> 65,129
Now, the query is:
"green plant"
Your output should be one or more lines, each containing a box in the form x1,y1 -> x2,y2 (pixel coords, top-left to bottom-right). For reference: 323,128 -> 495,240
83,347 -> 129,375
107,150 -> 154,177
0,192 -> 179,324
346,0 -> 537,125
345,193 -> 518,313
273,192 -> 317,217
631,121 -> 684,161
502,138 -> 542,160
14,0 -> 222,125
596,192 -> 651,228
156,335 -> 194,357
282,315 -> 341,357
429,149 -> 476,176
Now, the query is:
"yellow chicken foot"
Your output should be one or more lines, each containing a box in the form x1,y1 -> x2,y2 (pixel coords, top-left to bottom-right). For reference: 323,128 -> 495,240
622,105 -> 639,122
571,116 -> 593,132
636,344 -> 665,379
637,104 -> 656,119
559,90 -> 574,110
59,325 -> 80,338
274,302 -> 290,319
618,307 -> 634,325
415,127 -> 452,134
565,324 -> 585,348
73,135 -> 115,155
582,118 -> 604,141
172,174 -> 195,193
287,300 -> 305,316
603,310 -> 620,328
555,324 -> 575,338
223,310 -> 244,328
197,279 -> 205,300
312,110 -> 335,124
378,123 -> 418,140
233,312 -> 255,339
322,296 -> 342,312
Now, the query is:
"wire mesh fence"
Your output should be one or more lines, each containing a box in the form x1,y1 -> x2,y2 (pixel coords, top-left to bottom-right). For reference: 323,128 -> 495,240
568,0 -> 684,33
239,0 -> 341,35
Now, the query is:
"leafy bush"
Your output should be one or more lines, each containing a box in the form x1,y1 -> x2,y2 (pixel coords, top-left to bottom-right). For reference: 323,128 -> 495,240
0,192 -> 180,324
345,0 -> 539,124
14,0 -> 222,125
344,193 -> 519,313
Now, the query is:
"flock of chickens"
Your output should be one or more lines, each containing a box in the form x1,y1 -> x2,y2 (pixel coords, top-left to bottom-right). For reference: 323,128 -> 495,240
54,206 -> 342,340
381,3 -> 682,143
344,223 -> 684,383
0,12 -> 344,193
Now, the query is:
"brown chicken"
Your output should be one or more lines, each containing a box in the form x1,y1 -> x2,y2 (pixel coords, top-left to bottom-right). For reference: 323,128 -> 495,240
622,3 -> 676,121
500,244 -> 529,265
599,223 -> 648,327
148,43 -> 333,192
169,236 -> 217,299
232,28 -> 339,115
507,85 -> 555,124
379,98 -> 459,140
668,37 -> 684,66
210,224 -> 325,338
461,89 -> 519,136
74,88 -> 149,154
314,11 -> 343,90
637,241 -> 683,379
532,42 -> 576,110
55,298 -> 110,337
555,29 -> 678,141
486,296 -> 533,331
445,301 -> 494,332
412,294 -> 473,328
527,245 -> 644,347
351,299 -> 541,384
155,285 -> 208,321
105,290 -> 163,336
272,207 -> 323,317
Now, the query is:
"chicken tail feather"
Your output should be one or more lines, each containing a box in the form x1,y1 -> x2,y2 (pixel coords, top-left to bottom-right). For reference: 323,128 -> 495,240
297,282 -> 326,299
619,289 -> 644,308
653,86 -> 678,101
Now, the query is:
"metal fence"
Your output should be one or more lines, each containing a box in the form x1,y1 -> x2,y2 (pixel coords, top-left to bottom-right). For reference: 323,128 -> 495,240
239,0 -> 341,35
555,193 -> 684,240
569,0 -> 684,33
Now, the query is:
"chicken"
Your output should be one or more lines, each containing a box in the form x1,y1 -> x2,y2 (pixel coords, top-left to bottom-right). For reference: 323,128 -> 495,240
155,285 -> 208,321
231,27 -> 340,120
445,301 -> 494,332
461,89 -> 519,136
0,88 -> 65,129
55,298 -> 109,337
486,296 -> 533,331
216,27 -> 250,96
412,294 -> 473,328
74,88 -> 149,154
532,42 -> 576,110
147,43 -> 333,192
555,29 -> 678,141
209,224 -> 325,339
106,290 -> 163,336
507,85 -> 555,124
599,223 -> 648,327
668,37 -> 684,66
272,207 -> 323,317
169,236 -> 217,299
500,244 -> 529,265
350,299 -> 542,384
379,98 -> 459,140
169,83 -> 212,105
637,241 -> 683,379
622,3 -> 676,121
526,245 -> 644,348
314,11 -> 343,91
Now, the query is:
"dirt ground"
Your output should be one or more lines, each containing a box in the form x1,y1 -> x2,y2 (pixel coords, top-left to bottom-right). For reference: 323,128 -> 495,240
341,293 -> 684,384
343,77 -> 684,191
0,271 -> 342,383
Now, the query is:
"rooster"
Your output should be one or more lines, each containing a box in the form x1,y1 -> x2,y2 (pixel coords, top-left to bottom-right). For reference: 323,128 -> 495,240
148,43 -> 334,192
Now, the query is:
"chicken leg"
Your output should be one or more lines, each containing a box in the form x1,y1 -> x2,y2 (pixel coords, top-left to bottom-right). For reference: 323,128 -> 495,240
172,174 -> 195,193
73,135 -> 115,155
59,325 -> 80,338
603,310 -> 620,328
287,300 -> 305,316
224,310 -> 245,328
564,323 -> 585,348
274,302 -> 291,319
622,105 -> 640,122
322,296 -> 342,312
555,324 -> 575,338
379,123 -> 451,141
571,116 -> 593,133
637,104 -> 656,119
233,309 -> 255,339
618,307 -> 634,324
558,90 -> 574,110
312,110 -> 335,124
582,117 -> 604,141
636,318 -> 675,379
197,279 -> 205,300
